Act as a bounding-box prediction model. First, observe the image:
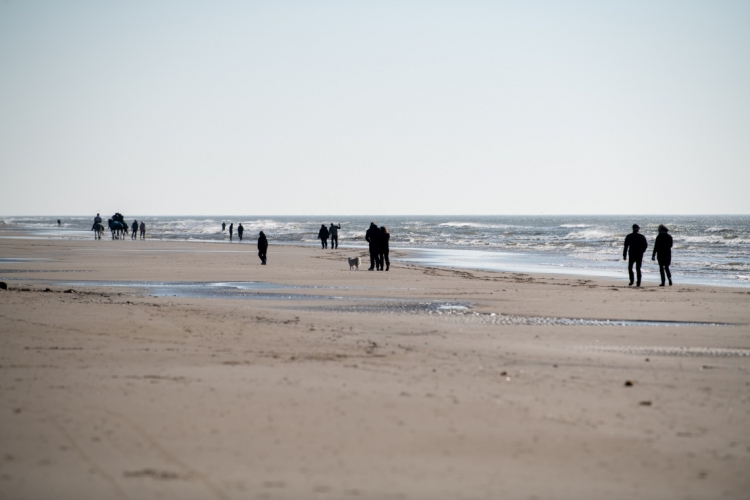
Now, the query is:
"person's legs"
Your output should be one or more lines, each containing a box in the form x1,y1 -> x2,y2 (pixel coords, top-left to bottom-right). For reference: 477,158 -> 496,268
377,254 -> 383,270
659,264 -> 666,286
635,256 -> 643,286
369,249 -> 376,270
332,236 -> 337,249
665,265 -> 672,285
627,257 -> 635,285
384,250 -> 390,271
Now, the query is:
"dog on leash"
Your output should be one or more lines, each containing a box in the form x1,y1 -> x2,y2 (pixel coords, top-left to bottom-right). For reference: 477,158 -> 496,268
347,257 -> 361,270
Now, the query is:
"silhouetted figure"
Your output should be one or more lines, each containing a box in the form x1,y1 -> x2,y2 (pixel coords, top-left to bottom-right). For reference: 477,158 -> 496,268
222,222 -> 226,231
623,224 -> 648,287
57,219 -> 61,226
318,224 -> 329,249
329,223 -> 341,249
238,223 -> 244,241
229,223 -> 234,241
139,221 -> 146,240
94,213 -> 102,225
379,226 -> 390,271
365,222 -> 381,271
132,220 -> 138,239
258,231 -> 268,265
652,224 -> 673,286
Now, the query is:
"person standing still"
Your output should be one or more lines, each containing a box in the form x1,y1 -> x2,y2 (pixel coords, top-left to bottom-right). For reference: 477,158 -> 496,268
623,224 -> 648,287
139,221 -> 146,240
329,223 -> 341,249
258,231 -> 268,265
238,223 -> 244,241
222,222 -> 226,231
318,224 -> 329,249
652,224 -> 673,286
365,222 -> 380,271
132,220 -> 138,239
229,223 -> 234,241
379,226 -> 390,271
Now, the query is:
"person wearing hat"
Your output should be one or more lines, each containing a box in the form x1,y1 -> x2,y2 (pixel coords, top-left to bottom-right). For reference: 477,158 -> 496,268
652,224 -> 673,286
623,224 -> 648,287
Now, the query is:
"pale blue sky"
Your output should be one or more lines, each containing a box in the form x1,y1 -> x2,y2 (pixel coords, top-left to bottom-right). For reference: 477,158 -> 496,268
1,1 -> 748,215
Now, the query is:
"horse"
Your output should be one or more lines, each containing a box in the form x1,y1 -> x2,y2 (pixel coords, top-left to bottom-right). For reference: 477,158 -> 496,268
108,219 -> 126,240
91,222 -> 104,240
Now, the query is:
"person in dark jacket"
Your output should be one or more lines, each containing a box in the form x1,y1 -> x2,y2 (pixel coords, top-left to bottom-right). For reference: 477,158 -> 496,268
132,220 -> 138,239
229,223 -> 233,241
318,224 -> 329,249
258,231 -> 268,265
365,222 -> 380,271
379,226 -> 391,271
237,223 -> 244,241
652,224 -> 673,286
329,223 -> 341,249
623,224 -> 648,287
222,222 -> 226,231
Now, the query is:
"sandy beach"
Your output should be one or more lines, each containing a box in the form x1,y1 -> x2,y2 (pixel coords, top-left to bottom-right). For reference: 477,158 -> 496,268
1,234 -> 749,500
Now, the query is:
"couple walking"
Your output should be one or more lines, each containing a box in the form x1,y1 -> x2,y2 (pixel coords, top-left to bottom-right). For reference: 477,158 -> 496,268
318,223 -> 341,249
365,222 -> 390,271
623,224 -> 673,287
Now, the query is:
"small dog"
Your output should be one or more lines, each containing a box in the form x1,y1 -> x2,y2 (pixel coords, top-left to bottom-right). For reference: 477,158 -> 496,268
347,257 -> 361,270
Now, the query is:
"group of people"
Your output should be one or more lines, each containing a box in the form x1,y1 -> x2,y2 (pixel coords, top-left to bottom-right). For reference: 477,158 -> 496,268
623,224 -> 673,287
366,222 -> 391,271
130,218 -> 146,239
317,223 -> 341,249
92,213 -> 145,239
222,222 -> 245,241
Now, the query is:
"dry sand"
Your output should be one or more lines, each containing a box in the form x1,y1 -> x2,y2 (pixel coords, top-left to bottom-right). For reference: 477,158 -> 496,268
1,234 -> 749,500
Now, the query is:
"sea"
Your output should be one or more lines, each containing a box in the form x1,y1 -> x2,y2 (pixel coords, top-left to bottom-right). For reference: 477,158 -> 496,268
2,215 -> 748,288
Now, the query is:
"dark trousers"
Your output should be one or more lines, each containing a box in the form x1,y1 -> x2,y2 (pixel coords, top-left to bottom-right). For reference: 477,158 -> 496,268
379,250 -> 390,270
320,238 -> 327,249
628,254 -> 643,285
659,264 -> 671,284
258,250 -> 267,264
369,247 -> 377,269
331,236 -> 338,249
238,233 -> 243,241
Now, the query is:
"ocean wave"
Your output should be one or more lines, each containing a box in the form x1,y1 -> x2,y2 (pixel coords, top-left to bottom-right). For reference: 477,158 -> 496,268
559,224 -> 591,228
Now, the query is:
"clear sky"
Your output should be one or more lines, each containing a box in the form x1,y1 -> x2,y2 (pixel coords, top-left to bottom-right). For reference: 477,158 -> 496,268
1,0 -> 748,216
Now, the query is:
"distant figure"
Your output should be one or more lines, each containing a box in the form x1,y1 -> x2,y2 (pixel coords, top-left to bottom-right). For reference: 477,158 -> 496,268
365,222 -> 381,271
623,224 -> 648,287
258,231 -> 268,265
132,220 -> 138,239
222,222 -> 226,231
238,223 -> 244,241
94,213 -> 102,225
57,219 -> 61,226
139,221 -> 146,239
652,224 -> 673,286
318,224 -> 329,249
229,223 -> 234,241
379,226 -> 390,271
329,223 -> 341,249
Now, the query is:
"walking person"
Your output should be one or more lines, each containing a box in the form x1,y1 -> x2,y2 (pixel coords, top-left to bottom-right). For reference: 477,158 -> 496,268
329,223 -> 341,249
229,223 -> 234,241
318,224 -> 329,249
237,223 -> 244,241
258,231 -> 268,265
365,222 -> 381,271
132,220 -> 138,239
652,224 -> 673,286
623,224 -> 648,287
139,221 -> 146,240
379,226 -> 390,271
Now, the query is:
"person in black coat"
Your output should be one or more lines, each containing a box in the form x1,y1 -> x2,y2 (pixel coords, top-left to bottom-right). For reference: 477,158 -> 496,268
229,223 -> 234,241
652,224 -> 673,286
237,223 -> 244,241
318,224 -> 329,249
623,224 -> 648,286
379,226 -> 391,271
258,231 -> 268,265
365,222 -> 381,271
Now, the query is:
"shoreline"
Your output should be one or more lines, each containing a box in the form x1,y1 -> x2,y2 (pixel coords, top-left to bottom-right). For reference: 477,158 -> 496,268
1,224 -> 748,289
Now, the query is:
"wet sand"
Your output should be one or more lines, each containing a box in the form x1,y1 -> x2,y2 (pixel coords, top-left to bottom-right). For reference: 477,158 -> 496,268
1,235 -> 749,499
